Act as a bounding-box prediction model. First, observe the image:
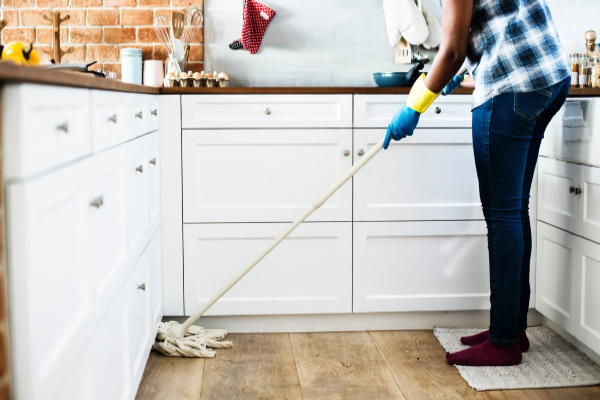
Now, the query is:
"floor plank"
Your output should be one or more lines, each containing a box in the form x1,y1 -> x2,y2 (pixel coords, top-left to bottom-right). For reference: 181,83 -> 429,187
369,330 -> 600,400
200,333 -> 303,400
135,351 -> 204,400
290,331 -> 405,400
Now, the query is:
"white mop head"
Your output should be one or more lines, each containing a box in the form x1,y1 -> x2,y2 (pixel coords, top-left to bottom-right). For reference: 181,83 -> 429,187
153,321 -> 233,358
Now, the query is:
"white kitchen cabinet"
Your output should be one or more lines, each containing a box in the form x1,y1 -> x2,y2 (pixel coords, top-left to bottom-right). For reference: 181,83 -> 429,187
537,157 -> 580,234
354,95 -> 472,128
353,129 -> 483,221
3,84 -> 92,180
91,90 -> 128,152
182,129 -> 353,223
150,228 -> 163,326
127,135 -> 150,268
536,222 -> 579,335
581,165 -> 600,243
353,221 -> 491,312
148,131 -> 161,235
577,237 -> 600,355
182,95 -> 352,128
183,222 -> 352,316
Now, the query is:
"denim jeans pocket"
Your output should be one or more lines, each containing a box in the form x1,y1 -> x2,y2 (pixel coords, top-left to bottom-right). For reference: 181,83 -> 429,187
514,89 -> 553,120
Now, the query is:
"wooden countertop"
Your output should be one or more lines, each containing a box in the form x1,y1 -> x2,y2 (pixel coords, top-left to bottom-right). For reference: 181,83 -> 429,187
1,63 -> 600,97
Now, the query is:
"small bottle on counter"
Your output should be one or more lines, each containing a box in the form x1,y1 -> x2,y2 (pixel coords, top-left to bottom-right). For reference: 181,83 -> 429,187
590,55 -> 600,88
571,53 -> 580,87
579,53 -> 590,88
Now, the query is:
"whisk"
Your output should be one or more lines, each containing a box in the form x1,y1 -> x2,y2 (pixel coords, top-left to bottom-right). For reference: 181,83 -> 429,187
181,7 -> 203,69
154,14 -> 181,74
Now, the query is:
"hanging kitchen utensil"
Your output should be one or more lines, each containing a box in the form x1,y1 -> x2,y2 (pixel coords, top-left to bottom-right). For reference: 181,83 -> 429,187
154,14 -> 181,74
395,37 -> 412,64
171,11 -> 185,40
181,7 -> 203,45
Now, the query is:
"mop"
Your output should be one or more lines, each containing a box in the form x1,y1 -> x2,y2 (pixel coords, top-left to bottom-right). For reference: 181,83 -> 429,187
152,137 -> 386,357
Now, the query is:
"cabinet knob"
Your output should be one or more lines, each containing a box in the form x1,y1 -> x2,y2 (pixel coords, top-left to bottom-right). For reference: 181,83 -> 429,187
108,114 -> 117,124
138,283 -> 146,291
135,111 -> 143,119
56,122 -> 69,133
265,108 -> 272,115
149,158 -> 157,165
89,196 -> 104,208
570,186 -> 583,195
136,165 -> 144,173
151,109 -> 158,116
357,149 -> 364,156
435,107 -> 441,114
343,149 -> 350,156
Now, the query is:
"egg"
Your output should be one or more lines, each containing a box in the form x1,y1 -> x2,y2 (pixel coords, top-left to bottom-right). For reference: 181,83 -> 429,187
180,72 -> 189,79
206,73 -> 214,78
193,72 -> 202,79
200,71 -> 205,77
166,72 -> 176,79
218,72 -> 229,80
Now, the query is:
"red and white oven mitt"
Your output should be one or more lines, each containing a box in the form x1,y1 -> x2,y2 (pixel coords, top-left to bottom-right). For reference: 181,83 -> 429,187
238,0 -> 276,54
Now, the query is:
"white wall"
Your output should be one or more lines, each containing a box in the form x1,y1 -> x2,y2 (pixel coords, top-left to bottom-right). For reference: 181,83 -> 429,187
546,0 -> 600,55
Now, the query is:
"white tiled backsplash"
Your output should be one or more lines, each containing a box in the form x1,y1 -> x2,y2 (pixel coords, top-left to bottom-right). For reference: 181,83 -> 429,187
547,0 -> 600,55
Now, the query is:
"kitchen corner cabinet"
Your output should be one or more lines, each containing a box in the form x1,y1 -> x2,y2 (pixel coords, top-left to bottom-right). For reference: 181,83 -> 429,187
3,84 -> 161,400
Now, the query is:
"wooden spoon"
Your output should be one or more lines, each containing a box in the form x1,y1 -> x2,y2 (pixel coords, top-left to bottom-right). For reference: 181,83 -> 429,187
171,12 -> 185,40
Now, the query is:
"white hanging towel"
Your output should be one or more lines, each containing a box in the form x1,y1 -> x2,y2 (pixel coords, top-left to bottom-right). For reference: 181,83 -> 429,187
383,0 -> 429,46
421,4 -> 442,49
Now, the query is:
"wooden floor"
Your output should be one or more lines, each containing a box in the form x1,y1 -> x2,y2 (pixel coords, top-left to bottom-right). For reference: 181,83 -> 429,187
135,330 -> 600,400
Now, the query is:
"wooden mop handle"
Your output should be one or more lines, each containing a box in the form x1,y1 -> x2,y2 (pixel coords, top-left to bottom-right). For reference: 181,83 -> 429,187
179,138 -> 386,332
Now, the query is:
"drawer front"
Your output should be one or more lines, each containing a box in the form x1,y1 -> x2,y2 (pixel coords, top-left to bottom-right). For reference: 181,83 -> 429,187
183,222 -> 352,316
354,129 -> 483,221
5,84 -> 92,179
91,90 -> 128,152
148,95 -> 160,133
354,95 -> 472,128
148,132 -> 161,235
353,221 -> 490,313
127,136 -> 150,268
182,95 -> 353,128
580,165 -> 600,243
182,129 -> 353,223
126,93 -> 149,139
537,157 -> 580,234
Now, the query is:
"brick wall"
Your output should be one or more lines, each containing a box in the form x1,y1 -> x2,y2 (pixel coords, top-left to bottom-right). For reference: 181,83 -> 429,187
0,0 -> 204,79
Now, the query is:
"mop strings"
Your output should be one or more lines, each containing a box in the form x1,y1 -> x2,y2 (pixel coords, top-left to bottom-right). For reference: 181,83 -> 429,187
153,321 -> 233,358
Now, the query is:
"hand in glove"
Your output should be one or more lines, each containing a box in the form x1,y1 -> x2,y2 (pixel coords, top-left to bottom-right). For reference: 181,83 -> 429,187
442,75 -> 464,96
384,73 -> 439,149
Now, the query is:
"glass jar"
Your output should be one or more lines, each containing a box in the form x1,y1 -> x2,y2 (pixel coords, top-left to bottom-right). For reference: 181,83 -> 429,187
579,53 -> 590,88
590,56 -> 600,88
570,53 -> 580,87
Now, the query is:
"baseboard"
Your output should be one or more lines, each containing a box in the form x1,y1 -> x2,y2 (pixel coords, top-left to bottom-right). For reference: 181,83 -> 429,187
542,317 -> 600,366
163,309 -> 544,333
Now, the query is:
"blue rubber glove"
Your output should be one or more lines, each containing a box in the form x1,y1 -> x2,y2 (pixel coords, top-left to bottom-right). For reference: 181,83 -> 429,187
441,75 -> 464,96
383,104 -> 421,149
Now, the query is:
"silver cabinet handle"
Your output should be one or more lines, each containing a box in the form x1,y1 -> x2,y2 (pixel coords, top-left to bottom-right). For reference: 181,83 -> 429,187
435,107 -> 441,114
136,165 -> 143,173
569,186 -> 583,195
56,122 -> 69,133
357,149 -> 365,156
138,283 -> 146,291
108,114 -> 117,123
149,158 -> 157,165
265,108 -> 272,115
151,109 -> 158,116
135,111 -> 143,119
90,196 -> 104,208
343,149 -> 350,157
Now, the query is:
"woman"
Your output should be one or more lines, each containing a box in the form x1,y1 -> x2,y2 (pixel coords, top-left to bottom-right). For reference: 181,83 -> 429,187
384,0 -> 571,367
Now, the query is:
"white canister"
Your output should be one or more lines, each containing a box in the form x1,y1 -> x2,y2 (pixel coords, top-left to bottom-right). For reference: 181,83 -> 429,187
143,60 -> 164,87
121,48 -> 142,85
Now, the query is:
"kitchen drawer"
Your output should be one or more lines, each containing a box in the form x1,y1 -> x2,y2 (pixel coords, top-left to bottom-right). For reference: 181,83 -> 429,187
353,221 -> 491,313
183,222 -> 352,316
353,129 -> 483,221
126,93 -> 150,139
3,84 -> 91,180
148,131 -> 161,235
580,165 -> 600,243
537,157 -> 580,234
354,94 -> 472,128
182,95 -> 353,128
91,90 -> 128,152
127,135 -> 150,268
148,95 -> 159,132
182,129 -> 352,223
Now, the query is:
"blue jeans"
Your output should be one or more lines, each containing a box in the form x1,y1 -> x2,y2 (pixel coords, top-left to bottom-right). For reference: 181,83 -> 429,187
472,77 -> 570,346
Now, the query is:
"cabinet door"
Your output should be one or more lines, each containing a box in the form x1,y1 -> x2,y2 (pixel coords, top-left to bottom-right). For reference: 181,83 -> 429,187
536,222 -> 579,335
89,146 -> 129,314
577,237 -> 600,356
148,134 -> 161,235
7,159 -> 93,400
128,247 -> 153,388
127,135 -> 150,268
91,89 -> 128,152
354,130 -> 482,221
353,221 -> 490,312
183,222 -> 352,315
182,130 -> 353,223
150,228 -> 163,326
537,157 -> 580,233
580,165 -> 600,243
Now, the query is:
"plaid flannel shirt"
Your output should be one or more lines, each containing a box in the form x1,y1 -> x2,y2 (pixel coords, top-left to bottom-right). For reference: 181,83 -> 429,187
441,0 -> 571,109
